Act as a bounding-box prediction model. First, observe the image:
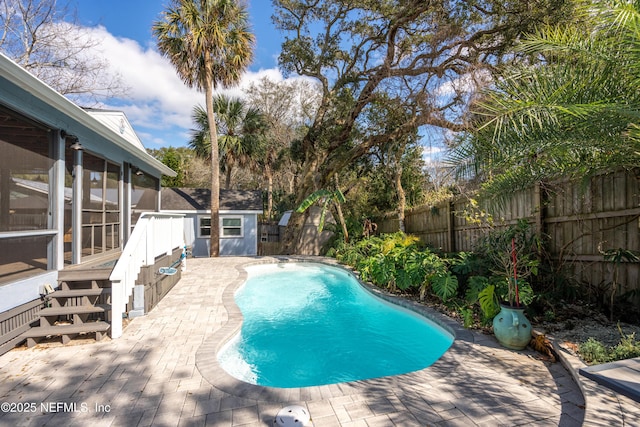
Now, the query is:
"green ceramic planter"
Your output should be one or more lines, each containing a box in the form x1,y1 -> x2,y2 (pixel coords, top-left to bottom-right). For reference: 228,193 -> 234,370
493,303 -> 531,350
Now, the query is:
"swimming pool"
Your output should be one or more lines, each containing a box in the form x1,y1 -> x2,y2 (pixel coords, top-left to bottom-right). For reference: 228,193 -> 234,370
217,262 -> 454,388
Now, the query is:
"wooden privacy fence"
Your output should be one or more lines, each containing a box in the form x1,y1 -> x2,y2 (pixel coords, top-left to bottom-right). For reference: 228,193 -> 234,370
379,169 -> 640,297
258,222 -> 282,255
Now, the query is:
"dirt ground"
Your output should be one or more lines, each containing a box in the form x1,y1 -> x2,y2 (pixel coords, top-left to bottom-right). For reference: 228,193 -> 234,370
536,303 -> 640,356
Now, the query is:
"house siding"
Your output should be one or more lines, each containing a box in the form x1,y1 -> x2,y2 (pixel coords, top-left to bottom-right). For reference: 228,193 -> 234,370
175,212 -> 259,257
160,188 -> 263,257
0,271 -> 57,313
219,213 -> 258,256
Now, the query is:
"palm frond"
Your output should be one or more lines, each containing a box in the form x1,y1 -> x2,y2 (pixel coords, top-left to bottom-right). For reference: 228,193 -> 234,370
188,105 -> 211,159
153,0 -> 254,92
296,189 -> 335,213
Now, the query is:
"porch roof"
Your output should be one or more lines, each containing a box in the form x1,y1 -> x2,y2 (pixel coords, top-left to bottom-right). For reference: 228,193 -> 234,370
0,53 -> 175,178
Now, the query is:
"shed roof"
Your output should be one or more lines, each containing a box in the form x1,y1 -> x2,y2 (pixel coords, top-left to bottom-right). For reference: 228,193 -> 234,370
161,188 -> 263,212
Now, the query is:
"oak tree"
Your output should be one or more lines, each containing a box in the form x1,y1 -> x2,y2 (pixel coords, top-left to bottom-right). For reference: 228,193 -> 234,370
274,0 -> 575,252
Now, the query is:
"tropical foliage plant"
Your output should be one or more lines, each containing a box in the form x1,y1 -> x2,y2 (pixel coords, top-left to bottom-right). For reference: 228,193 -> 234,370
479,220 -> 540,305
190,95 -> 267,189
444,218 -> 540,321
330,228 -> 545,327
296,174 -> 349,242
297,188 -> 345,230
330,232 -> 457,301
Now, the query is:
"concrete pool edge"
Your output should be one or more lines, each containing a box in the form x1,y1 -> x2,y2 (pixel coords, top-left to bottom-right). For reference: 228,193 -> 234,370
195,256 -> 476,403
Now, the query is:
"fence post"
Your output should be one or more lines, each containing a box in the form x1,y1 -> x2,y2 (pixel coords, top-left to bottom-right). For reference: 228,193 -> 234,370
447,201 -> 456,253
534,181 -> 545,242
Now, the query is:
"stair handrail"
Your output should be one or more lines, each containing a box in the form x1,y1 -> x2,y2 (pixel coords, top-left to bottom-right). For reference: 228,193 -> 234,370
109,212 -> 185,338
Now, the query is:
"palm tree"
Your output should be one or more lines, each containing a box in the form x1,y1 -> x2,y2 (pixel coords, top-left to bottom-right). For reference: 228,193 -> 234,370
189,95 -> 266,189
449,0 -> 640,199
153,0 -> 254,256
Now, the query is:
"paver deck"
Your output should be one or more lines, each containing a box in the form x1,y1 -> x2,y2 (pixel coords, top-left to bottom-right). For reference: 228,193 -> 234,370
0,256 -> 636,426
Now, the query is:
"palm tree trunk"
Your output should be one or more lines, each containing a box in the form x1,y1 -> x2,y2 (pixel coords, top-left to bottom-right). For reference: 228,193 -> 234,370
225,165 -> 232,190
205,77 -> 220,257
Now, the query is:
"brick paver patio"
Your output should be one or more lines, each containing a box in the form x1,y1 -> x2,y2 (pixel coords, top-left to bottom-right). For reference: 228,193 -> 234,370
0,256 -> 636,426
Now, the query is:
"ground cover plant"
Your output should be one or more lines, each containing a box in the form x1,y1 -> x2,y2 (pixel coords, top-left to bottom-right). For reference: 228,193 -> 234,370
579,325 -> 640,365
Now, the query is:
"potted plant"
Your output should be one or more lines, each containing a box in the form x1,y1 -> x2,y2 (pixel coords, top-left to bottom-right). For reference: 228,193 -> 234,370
473,220 -> 539,350
491,236 -> 534,350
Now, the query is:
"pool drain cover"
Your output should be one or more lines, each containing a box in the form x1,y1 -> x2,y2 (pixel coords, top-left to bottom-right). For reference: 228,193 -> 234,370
273,405 -> 312,427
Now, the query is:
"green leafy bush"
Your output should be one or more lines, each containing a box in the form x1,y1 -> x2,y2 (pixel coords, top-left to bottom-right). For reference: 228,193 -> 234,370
610,333 -> 640,360
472,219 -> 540,307
464,275 -> 534,321
330,232 -> 541,329
579,327 -> 640,364
450,251 -> 491,278
332,232 -> 454,299
579,338 -> 609,365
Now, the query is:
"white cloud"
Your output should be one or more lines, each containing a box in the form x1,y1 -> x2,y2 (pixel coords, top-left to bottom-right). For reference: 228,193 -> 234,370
78,25 -> 300,147
422,146 -> 445,164
435,69 -> 492,98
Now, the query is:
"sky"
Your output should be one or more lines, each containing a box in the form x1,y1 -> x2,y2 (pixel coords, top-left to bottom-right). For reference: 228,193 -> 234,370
68,0 -> 290,149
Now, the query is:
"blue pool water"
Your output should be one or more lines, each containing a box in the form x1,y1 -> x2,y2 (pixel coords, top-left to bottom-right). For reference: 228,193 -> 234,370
217,263 -> 454,388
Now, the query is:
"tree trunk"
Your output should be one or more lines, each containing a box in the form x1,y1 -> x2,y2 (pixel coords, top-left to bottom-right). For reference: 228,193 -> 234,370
225,165 -> 232,190
280,210 -> 306,255
205,77 -> 220,257
334,174 -> 348,243
280,159 -> 318,254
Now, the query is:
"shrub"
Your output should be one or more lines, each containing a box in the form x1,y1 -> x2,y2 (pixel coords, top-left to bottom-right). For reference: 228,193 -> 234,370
331,232 -> 455,299
610,332 -> 640,360
579,338 -> 609,365
449,251 -> 491,279
579,326 -> 640,364
464,275 -> 535,322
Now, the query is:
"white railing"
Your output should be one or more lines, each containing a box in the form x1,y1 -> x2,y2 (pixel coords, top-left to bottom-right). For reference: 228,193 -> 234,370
109,212 -> 185,338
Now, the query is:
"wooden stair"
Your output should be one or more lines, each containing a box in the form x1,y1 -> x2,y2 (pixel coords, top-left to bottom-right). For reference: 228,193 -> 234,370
22,269 -> 112,347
